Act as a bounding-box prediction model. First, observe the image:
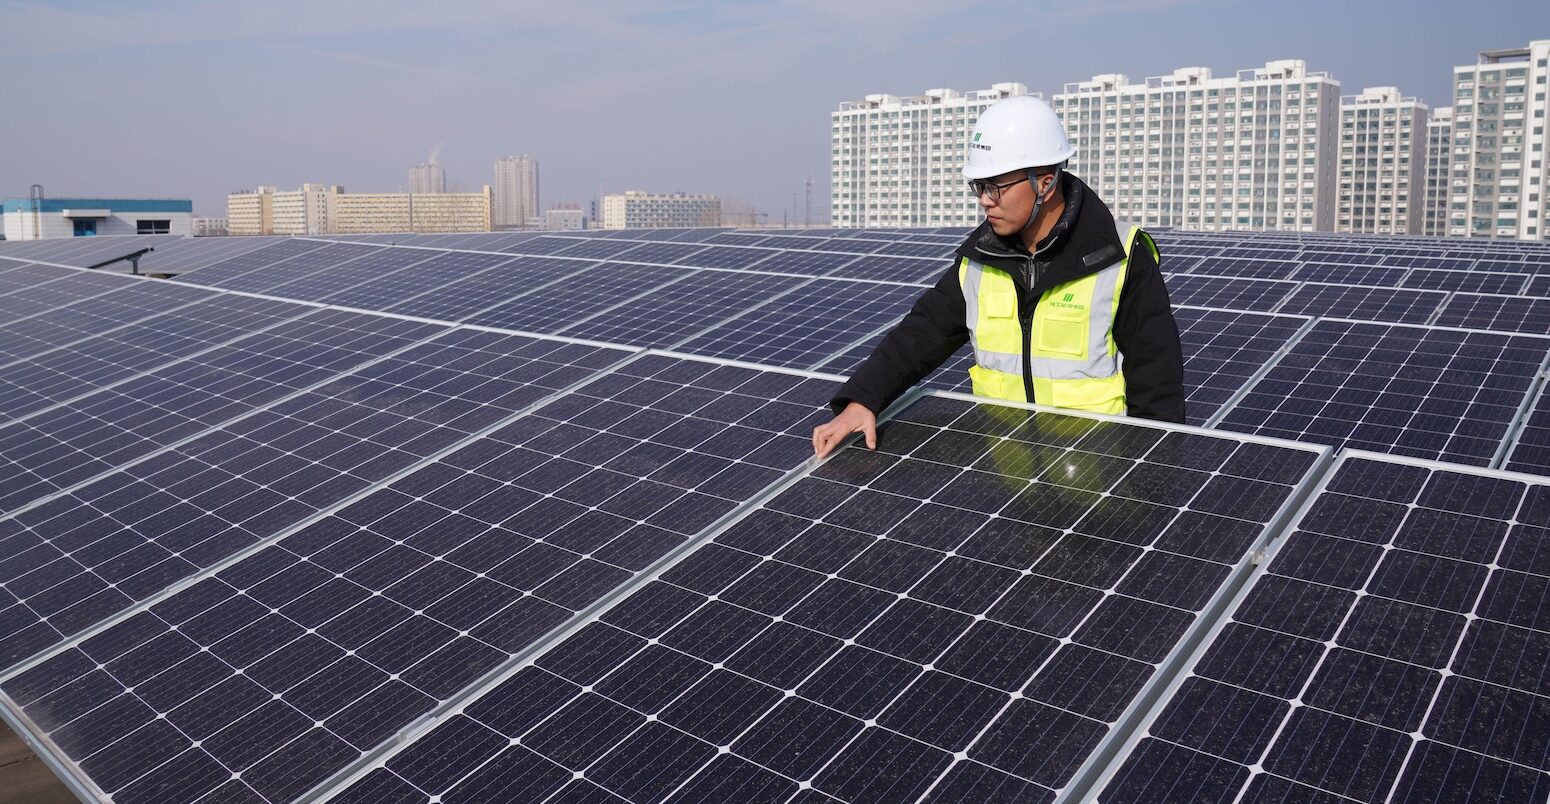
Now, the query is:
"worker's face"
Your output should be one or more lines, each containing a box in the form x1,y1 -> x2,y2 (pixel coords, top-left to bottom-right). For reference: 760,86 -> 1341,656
979,169 -> 1055,237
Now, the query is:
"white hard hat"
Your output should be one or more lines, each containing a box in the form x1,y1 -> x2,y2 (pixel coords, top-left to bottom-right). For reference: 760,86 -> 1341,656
963,96 -> 1076,180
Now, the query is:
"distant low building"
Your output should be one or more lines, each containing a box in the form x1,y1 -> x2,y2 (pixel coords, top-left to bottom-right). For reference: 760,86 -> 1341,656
193,217 -> 229,237
1,197 -> 194,240
227,185 -> 492,235
545,206 -> 584,230
601,191 -> 720,229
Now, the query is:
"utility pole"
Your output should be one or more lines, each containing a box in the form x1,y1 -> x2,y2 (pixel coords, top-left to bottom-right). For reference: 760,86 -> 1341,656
804,178 -> 813,228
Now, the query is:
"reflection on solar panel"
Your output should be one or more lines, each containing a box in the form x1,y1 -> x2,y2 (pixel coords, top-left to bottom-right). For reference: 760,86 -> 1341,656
1290,262 -> 1408,286
0,354 -> 834,804
829,254 -> 943,284
1100,452 -> 1550,803
1275,283 -> 1446,324
464,262 -> 678,334
375,254 -> 569,322
331,395 -> 1322,804
1161,275 -> 1297,312
1217,320 -> 1549,465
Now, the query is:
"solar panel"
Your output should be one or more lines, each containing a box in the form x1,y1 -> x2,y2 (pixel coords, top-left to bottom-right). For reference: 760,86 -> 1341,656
1187,258 -> 1298,280
1099,452 -> 1550,803
0,354 -> 837,804
0,280 -> 214,366
1474,259 -> 1539,274
1298,250 -> 1384,265
561,272 -> 806,349
498,236 -> 590,256
827,254 -> 943,284
549,239 -> 652,260
1162,275 -> 1298,312
611,243 -> 709,265
330,395 -> 1323,804
1400,268 -> 1529,295
675,279 -> 921,369
135,237 -> 276,276
869,241 -> 957,259
172,240 -> 333,288
1173,308 -> 1311,427
921,343 -> 976,393
1432,293 -> 1550,335
1380,255 -> 1476,271
1216,320 -> 1549,465
1289,262 -> 1408,286
202,243 -> 386,295
1528,275 -> 1550,298
0,270 -> 139,325
0,309 -> 443,515
666,246 -> 771,271
370,254 -> 569,321
747,250 -> 862,277
1503,382 -> 1550,477
0,292 -> 303,425
464,262 -> 682,335
259,247 -> 447,302
1275,283 -> 1446,324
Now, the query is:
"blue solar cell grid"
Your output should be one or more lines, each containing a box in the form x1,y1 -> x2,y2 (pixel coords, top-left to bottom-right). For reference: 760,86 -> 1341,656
1161,275 -> 1297,313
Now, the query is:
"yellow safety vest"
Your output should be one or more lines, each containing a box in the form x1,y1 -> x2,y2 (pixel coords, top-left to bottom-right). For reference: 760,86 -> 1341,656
958,222 -> 1156,415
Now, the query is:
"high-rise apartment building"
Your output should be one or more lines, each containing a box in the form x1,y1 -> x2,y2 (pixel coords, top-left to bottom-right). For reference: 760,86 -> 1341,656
409,161 -> 446,195
600,191 -> 720,229
493,155 -> 540,229
1424,107 -> 1455,236
1054,60 -> 1341,232
1449,39 -> 1550,239
830,83 -> 1033,228
1338,87 -> 1428,235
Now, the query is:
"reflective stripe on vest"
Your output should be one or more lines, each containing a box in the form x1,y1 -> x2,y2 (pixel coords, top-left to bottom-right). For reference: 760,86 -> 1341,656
958,222 -> 1148,414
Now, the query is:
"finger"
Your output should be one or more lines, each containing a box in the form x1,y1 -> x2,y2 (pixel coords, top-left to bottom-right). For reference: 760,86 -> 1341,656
815,433 -> 835,460
863,421 -> 877,450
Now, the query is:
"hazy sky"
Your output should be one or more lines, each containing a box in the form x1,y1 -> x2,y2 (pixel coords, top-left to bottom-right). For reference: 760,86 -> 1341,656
3,0 -> 1547,220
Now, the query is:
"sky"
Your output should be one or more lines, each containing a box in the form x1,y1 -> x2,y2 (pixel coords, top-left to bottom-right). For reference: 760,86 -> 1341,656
2,0 -> 1547,221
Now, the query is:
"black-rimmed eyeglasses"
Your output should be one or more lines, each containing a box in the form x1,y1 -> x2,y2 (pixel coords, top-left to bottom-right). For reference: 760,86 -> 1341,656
967,176 -> 1029,203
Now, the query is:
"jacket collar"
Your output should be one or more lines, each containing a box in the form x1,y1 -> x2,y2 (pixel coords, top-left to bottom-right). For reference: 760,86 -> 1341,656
956,173 -> 1127,291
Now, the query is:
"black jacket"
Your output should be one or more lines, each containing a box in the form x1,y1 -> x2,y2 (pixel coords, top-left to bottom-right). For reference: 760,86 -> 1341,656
831,173 -> 1186,423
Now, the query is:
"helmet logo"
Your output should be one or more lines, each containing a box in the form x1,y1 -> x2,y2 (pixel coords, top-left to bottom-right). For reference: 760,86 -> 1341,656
970,131 -> 992,151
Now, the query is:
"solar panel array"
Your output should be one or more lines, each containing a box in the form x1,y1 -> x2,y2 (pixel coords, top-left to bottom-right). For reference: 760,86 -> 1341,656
0,223 -> 1548,803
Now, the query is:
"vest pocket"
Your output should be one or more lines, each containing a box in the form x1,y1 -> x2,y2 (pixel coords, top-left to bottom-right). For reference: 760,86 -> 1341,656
1035,311 -> 1088,359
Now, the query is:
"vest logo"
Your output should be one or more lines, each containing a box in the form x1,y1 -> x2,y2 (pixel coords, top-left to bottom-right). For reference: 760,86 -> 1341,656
1048,291 -> 1085,311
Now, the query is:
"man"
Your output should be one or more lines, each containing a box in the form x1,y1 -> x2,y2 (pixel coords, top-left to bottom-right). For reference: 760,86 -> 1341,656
813,95 -> 1184,458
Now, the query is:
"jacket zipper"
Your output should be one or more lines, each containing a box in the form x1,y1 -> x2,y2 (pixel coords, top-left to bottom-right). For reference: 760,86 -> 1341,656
1019,256 -> 1041,403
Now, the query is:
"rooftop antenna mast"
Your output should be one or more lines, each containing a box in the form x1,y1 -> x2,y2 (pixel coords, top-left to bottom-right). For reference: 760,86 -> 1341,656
804,178 -> 813,228
29,184 -> 43,240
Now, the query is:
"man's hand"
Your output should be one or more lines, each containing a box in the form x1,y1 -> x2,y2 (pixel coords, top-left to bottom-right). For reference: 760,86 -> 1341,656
812,401 -> 877,459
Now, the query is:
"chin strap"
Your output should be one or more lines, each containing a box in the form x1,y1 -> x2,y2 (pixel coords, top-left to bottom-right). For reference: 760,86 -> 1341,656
1020,164 -> 1063,242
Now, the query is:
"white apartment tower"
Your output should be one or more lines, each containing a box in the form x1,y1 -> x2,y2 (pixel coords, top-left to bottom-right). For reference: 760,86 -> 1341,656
494,155 -> 540,229
601,191 -> 720,229
409,161 -> 446,195
1338,87 -> 1428,235
1424,107 -> 1454,237
1450,39 -> 1550,239
1054,60 -> 1341,232
830,83 -> 1034,228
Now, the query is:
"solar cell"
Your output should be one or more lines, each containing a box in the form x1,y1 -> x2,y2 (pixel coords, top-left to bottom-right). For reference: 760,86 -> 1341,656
1432,293 -> 1550,335
1216,320 -> 1549,465
1172,308 -> 1311,427
331,395 -> 1322,804
1099,452 -> 1550,803
1275,283 -> 1446,324
0,354 -> 836,804
1527,275 -> 1550,297
675,279 -> 921,369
